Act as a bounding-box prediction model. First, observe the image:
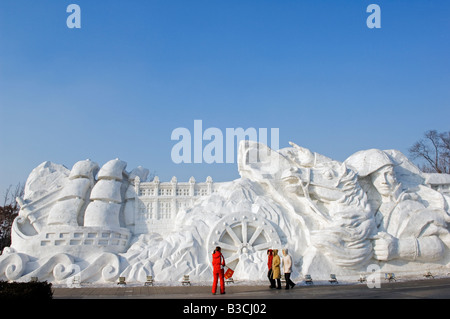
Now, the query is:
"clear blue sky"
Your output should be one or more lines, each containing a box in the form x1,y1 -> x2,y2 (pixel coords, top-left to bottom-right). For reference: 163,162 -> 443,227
1,0 -> 449,193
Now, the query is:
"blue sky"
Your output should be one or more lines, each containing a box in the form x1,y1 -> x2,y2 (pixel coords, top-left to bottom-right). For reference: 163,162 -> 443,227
0,0 -> 449,192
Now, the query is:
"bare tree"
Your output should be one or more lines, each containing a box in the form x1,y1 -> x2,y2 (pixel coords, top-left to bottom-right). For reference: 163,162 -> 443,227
409,130 -> 450,174
0,183 -> 24,253
2,183 -> 24,208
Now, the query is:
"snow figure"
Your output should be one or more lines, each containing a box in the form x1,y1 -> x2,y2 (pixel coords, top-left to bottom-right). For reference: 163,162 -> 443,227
345,149 -> 450,273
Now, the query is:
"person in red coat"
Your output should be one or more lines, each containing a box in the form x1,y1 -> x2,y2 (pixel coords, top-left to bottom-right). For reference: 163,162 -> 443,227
267,249 -> 276,288
211,246 -> 226,295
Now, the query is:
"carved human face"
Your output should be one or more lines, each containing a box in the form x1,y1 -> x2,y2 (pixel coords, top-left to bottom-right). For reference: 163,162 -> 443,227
370,165 -> 397,197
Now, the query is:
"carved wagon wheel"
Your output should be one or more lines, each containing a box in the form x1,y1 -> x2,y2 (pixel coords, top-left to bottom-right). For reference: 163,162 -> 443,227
207,212 -> 282,269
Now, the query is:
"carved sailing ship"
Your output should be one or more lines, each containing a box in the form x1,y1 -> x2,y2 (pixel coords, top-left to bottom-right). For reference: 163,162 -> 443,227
10,159 -> 131,259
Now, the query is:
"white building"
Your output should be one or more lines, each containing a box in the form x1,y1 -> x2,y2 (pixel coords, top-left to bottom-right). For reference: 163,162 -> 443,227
133,176 -> 213,236
424,173 -> 450,196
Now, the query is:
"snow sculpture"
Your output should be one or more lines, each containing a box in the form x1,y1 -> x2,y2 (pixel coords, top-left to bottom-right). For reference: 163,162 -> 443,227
47,159 -> 98,227
1,141 -> 450,284
345,149 -> 450,268
84,159 -> 127,228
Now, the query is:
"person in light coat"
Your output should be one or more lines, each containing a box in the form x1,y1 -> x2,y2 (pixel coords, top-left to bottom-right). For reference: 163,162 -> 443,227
272,249 -> 281,289
282,249 -> 296,289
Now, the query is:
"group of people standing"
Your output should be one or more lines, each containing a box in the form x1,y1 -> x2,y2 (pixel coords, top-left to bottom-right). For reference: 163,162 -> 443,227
267,249 -> 295,289
211,246 -> 296,295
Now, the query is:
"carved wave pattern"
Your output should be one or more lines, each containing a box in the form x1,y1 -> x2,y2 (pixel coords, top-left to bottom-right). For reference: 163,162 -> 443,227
0,252 -> 120,283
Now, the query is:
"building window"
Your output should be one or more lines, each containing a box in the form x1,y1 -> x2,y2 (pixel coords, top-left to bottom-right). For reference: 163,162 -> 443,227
147,202 -> 154,219
160,202 -> 171,219
159,188 -> 172,196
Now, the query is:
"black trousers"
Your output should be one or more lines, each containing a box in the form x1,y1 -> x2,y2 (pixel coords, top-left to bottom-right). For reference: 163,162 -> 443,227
275,278 -> 281,289
267,269 -> 276,288
284,273 -> 295,289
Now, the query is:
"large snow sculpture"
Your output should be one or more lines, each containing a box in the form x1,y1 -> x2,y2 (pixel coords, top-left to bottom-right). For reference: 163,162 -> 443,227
1,141 -> 450,284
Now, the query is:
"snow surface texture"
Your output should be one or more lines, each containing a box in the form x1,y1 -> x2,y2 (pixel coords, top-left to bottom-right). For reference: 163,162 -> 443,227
2,142 -> 450,285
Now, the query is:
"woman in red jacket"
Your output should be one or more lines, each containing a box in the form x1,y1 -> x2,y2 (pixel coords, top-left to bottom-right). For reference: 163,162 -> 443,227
212,246 -> 225,295
267,249 -> 276,288
212,246 -> 226,295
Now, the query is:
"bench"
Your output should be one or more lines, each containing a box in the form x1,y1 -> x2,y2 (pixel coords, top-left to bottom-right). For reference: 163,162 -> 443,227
145,275 -> 154,286
385,273 -> 396,282
181,275 -> 191,286
358,274 -> 367,283
423,271 -> 434,279
304,274 -> 313,285
117,276 -> 127,285
329,274 -> 338,284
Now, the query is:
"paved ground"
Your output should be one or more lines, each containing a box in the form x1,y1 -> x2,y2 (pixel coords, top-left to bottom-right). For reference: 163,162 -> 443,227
53,277 -> 450,299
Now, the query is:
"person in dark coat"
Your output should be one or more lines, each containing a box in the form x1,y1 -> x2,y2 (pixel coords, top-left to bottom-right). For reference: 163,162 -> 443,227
267,249 -> 276,288
211,246 -> 226,294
